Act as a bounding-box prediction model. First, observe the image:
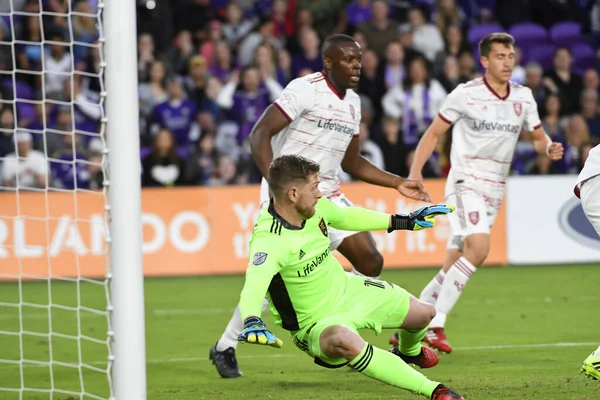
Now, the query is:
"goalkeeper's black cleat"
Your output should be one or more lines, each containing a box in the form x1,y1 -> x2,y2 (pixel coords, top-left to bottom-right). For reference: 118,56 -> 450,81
431,384 -> 465,400
209,343 -> 242,378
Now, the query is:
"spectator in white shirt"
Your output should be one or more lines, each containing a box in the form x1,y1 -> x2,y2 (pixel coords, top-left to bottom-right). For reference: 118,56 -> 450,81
2,131 -> 48,189
407,6 -> 444,62
44,31 -> 72,100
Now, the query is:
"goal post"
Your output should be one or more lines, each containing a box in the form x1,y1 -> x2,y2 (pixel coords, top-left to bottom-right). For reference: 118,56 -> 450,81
104,0 -> 147,398
0,0 -> 146,398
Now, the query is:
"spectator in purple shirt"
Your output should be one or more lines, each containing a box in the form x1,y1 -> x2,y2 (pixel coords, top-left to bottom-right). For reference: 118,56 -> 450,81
291,27 -> 322,79
346,0 -> 372,28
209,41 -> 237,83
215,66 -> 283,144
151,76 -> 198,147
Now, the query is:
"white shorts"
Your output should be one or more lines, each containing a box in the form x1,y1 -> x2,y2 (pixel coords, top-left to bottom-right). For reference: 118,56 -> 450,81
444,179 -> 503,251
259,178 -> 357,250
580,174 -> 600,236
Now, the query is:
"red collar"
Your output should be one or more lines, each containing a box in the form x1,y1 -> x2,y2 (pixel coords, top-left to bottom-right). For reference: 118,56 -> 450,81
483,76 -> 510,101
321,71 -> 346,100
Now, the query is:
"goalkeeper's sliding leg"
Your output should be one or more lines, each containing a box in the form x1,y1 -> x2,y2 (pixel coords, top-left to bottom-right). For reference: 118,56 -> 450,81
210,230 -> 383,378
309,295 -> 464,399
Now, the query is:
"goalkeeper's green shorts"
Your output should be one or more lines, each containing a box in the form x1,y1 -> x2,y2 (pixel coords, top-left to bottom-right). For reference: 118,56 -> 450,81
291,274 -> 411,368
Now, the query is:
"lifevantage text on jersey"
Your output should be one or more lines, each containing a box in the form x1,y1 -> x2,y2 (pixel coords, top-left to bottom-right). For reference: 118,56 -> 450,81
296,247 -> 331,277
316,119 -> 356,136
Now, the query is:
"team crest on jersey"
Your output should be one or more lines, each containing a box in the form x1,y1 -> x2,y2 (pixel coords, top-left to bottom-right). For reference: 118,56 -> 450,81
513,102 -> 522,116
468,212 -> 480,225
349,104 -> 356,120
318,218 -> 328,237
252,252 -> 268,266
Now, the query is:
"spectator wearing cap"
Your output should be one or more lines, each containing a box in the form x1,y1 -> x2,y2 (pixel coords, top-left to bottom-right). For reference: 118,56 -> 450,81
185,55 -> 214,112
356,0 -> 400,58
2,131 -> 48,189
151,76 -> 198,148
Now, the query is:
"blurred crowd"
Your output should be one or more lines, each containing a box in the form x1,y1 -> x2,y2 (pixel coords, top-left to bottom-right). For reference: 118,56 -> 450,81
1,0 -> 600,190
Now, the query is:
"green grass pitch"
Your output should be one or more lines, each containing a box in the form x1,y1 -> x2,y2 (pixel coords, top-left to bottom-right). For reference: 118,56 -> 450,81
0,264 -> 599,399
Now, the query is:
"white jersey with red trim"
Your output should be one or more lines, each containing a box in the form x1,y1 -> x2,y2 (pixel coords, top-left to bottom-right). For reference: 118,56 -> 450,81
439,77 -> 541,200
575,143 -> 600,197
272,71 -> 361,197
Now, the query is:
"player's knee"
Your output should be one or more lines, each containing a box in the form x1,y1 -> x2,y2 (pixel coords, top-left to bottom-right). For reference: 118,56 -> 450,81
425,303 -> 436,323
323,326 -> 363,360
463,236 -> 490,266
414,303 -> 436,330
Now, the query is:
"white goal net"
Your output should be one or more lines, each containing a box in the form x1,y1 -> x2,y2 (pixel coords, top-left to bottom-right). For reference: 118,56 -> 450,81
0,0 -> 114,399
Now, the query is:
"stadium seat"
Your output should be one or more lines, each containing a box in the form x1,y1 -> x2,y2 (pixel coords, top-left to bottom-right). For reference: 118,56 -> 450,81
571,42 -> 596,71
467,23 -> 504,46
508,22 -> 548,45
524,43 -> 556,70
549,21 -> 582,46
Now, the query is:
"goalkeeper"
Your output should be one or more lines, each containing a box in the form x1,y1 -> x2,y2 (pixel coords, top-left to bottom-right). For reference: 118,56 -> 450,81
237,154 -> 465,400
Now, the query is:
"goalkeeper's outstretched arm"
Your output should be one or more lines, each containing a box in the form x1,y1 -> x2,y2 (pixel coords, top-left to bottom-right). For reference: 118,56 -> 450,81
318,198 -> 454,233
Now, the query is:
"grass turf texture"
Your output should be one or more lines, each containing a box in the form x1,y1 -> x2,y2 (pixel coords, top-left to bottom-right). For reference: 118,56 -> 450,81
0,264 -> 599,399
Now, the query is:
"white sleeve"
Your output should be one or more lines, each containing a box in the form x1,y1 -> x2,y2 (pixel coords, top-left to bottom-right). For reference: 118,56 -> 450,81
381,85 -> 404,119
215,81 -> 237,109
273,78 -> 315,121
264,78 -> 283,102
31,153 -> 48,175
75,92 -> 102,120
524,87 -> 542,132
429,79 -> 448,115
2,157 -> 16,181
438,84 -> 466,124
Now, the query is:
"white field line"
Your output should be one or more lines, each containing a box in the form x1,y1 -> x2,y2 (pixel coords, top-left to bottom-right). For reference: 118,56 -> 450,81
3,294 -> 598,321
0,342 -> 596,371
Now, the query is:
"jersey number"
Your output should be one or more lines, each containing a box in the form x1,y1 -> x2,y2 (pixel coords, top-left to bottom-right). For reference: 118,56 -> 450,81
364,279 -> 385,289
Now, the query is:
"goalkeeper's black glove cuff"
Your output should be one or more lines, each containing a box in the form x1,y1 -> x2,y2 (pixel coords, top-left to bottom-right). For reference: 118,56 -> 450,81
243,316 -> 264,328
388,214 -> 411,233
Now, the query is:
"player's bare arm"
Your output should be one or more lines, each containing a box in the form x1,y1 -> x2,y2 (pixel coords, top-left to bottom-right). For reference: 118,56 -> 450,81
249,105 -> 291,178
408,116 -> 451,181
341,136 -> 431,202
529,126 -> 564,161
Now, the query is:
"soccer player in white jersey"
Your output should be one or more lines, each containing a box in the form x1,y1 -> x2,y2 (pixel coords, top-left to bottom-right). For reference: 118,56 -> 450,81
575,143 -> 600,381
388,33 -> 565,353
209,34 -> 431,378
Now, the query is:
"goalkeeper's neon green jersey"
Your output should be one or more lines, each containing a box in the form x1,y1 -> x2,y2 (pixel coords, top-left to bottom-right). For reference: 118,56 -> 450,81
239,197 -> 390,331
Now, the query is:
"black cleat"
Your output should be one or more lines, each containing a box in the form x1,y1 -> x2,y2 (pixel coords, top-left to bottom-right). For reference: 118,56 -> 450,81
431,384 -> 465,400
209,343 -> 242,378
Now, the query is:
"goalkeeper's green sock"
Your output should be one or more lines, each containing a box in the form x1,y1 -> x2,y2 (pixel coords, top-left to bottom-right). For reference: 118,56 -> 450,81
400,327 -> 428,356
349,342 -> 439,398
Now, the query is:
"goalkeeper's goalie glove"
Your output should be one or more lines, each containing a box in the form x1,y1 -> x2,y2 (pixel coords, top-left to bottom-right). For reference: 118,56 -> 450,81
237,316 -> 283,348
388,204 -> 455,233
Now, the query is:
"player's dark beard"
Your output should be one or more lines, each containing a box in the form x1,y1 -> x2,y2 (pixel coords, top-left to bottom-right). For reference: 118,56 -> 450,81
297,203 -> 316,220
